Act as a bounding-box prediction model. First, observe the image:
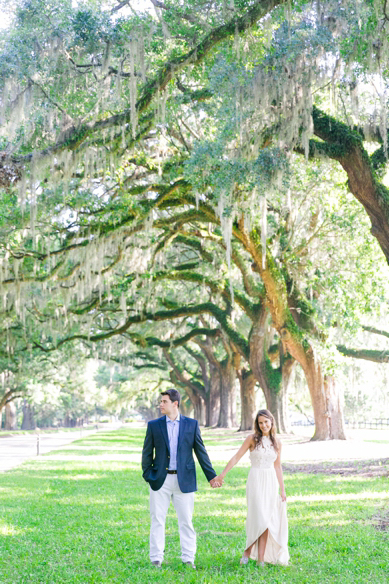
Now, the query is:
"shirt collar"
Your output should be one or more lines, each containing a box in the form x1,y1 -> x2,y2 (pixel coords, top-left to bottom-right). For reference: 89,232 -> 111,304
166,413 -> 180,423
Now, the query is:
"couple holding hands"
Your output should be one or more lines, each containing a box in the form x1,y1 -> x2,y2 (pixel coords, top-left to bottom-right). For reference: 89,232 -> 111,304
141,388 -> 289,569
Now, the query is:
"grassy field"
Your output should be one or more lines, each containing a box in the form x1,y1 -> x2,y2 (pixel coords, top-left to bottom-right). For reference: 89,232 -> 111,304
0,427 -> 388,583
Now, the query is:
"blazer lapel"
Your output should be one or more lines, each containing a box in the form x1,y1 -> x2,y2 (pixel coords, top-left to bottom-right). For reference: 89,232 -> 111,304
177,415 -> 186,451
159,416 -> 170,452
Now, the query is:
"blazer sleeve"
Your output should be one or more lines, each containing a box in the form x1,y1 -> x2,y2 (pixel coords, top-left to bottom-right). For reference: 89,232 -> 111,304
141,423 -> 154,481
193,420 -> 217,482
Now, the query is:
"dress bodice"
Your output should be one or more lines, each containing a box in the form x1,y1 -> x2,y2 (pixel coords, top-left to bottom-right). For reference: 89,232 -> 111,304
249,436 -> 277,469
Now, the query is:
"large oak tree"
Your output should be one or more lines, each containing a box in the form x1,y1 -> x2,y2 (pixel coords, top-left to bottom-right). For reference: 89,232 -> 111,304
1,0 -> 389,437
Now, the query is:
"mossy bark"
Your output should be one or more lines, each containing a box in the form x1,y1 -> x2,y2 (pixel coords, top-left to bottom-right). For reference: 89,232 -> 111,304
280,327 -> 346,440
238,368 -> 256,431
312,107 -> 389,264
277,357 -> 294,434
337,345 -> 389,363
265,390 -> 288,434
248,310 -> 291,433
238,217 -> 346,440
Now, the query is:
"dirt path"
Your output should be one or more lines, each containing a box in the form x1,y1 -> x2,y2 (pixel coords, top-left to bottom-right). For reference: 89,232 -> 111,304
280,430 -> 389,476
282,457 -> 389,477
0,424 -> 121,472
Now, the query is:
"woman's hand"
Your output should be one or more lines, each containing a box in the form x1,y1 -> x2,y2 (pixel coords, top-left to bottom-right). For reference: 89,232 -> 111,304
210,475 -> 224,488
280,489 -> 287,502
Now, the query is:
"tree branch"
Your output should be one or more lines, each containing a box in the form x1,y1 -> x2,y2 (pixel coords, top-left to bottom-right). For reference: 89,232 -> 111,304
362,325 -> 389,339
4,0 -> 284,173
311,106 -> 389,264
337,345 -> 389,363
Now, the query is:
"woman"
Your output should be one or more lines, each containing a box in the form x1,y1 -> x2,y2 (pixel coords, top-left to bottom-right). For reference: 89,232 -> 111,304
214,409 -> 289,566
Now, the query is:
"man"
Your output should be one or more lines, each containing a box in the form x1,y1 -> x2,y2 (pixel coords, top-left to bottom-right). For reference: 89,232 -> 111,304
141,388 -> 220,569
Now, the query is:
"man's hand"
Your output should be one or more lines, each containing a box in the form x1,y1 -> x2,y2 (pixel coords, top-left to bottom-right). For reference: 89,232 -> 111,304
210,476 -> 223,488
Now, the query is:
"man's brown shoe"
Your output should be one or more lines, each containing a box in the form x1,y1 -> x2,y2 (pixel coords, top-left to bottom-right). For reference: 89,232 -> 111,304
151,561 -> 162,568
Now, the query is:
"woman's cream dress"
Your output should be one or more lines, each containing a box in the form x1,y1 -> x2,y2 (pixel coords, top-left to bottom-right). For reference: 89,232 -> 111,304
245,436 -> 289,564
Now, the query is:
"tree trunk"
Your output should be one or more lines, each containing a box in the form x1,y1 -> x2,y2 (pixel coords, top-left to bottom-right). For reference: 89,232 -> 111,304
179,400 -> 191,417
64,415 -> 77,427
239,219 -> 347,440
238,369 -> 256,431
260,383 -> 291,434
5,401 -> 17,430
165,350 -> 207,423
137,405 -> 160,422
192,395 -> 206,425
276,355 -> 294,434
304,356 -> 346,440
184,343 -> 218,427
249,314 -> 291,433
21,400 -> 36,430
230,378 -> 237,427
206,363 -> 220,426
179,383 -> 206,424
218,358 -> 237,428
276,333 -> 346,440
263,359 -> 293,433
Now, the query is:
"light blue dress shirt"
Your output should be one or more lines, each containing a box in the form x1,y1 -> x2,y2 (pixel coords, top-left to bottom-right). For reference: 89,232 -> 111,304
166,414 -> 180,471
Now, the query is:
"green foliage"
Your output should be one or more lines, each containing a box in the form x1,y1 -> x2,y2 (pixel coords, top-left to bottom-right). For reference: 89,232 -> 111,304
2,0 -> 389,421
71,7 -> 112,46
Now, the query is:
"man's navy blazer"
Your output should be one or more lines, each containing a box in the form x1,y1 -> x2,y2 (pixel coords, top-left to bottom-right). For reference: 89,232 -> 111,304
142,415 -> 216,493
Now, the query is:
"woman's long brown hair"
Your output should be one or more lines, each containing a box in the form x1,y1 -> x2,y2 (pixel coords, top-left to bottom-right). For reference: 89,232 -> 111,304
253,409 -> 279,452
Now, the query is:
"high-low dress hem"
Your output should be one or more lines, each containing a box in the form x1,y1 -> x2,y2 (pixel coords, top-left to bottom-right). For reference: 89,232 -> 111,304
245,437 -> 289,565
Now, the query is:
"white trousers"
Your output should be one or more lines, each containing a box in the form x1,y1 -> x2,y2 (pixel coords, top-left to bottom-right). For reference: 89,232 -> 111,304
149,473 -> 196,563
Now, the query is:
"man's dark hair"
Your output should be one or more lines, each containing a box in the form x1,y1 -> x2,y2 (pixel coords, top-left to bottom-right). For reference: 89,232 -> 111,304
161,389 -> 181,407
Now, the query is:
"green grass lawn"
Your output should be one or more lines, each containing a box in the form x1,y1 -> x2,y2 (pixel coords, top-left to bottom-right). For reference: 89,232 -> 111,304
0,427 -> 388,583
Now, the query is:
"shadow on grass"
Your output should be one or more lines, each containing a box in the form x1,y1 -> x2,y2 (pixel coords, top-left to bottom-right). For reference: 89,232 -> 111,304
283,458 -> 389,477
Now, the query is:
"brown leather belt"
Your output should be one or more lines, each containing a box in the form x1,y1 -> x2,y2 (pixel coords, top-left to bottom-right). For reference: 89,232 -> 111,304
167,470 -> 177,474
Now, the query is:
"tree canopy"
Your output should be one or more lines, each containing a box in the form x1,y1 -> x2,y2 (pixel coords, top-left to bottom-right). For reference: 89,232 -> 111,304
1,0 -> 389,437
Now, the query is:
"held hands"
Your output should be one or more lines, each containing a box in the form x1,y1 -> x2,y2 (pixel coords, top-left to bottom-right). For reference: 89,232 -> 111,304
210,475 -> 224,488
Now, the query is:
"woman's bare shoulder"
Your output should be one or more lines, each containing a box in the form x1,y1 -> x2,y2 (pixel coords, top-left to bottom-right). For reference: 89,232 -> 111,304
246,433 -> 256,451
